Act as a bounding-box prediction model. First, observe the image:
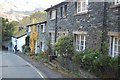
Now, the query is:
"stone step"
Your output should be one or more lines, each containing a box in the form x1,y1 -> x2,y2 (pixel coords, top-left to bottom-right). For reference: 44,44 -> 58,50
48,62 -> 58,69
52,60 -> 58,64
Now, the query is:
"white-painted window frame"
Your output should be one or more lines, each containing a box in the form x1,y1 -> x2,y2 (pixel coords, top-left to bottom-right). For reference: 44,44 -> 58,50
50,10 -> 56,20
76,34 -> 86,51
41,24 -> 45,32
28,26 -> 31,32
109,36 -> 120,57
51,33 -> 55,45
115,0 -> 120,5
77,0 -> 88,13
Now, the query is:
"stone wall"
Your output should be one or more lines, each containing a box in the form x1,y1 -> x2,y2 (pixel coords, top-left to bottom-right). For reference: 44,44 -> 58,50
46,2 -> 119,51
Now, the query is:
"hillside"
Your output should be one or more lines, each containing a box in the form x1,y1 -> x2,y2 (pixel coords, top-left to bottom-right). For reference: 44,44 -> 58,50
0,10 -> 30,22
0,0 -> 43,22
18,10 -> 47,27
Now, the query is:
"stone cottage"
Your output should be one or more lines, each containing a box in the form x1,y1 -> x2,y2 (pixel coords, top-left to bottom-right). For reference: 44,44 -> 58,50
45,0 -> 120,57
26,21 -> 48,54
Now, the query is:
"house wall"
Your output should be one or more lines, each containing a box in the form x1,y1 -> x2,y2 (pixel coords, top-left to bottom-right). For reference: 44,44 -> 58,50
46,2 -> 119,53
37,23 -> 48,52
11,35 -> 27,53
11,37 -> 17,52
46,2 -> 105,50
17,35 -> 27,52
26,22 -> 48,54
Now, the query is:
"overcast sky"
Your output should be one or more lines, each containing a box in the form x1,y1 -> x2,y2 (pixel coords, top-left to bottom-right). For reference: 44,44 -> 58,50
0,0 -> 65,11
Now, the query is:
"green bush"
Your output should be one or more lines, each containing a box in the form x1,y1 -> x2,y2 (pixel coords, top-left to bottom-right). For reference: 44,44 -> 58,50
72,51 -> 84,65
22,45 -> 31,54
72,49 -> 119,77
37,51 -> 49,63
109,57 -> 119,74
93,54 -> 111,73
54,35 -> 74,58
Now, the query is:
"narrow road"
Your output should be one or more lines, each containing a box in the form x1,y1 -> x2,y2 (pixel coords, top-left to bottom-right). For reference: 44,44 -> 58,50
0,51 -> 45,79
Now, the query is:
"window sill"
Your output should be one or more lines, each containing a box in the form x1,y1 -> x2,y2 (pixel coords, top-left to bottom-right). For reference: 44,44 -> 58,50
76,49 -> 80,52
60,16 -> 67,19
50,18 -> 55,21
110,3 -> 120,9
74,11 -> 88,16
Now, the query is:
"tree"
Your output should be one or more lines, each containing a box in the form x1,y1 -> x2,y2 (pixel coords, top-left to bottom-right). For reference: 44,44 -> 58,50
2,18 -> 16,41
18,10 -> 47,27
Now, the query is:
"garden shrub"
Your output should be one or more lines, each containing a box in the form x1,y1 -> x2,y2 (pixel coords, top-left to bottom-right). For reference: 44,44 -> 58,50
93,54 -> 111,73
81,49 -> 102,71
72,51 -> 84,65
54,35 -> 74,58
22,45 -> 31,54
72,49 -> 119,77
109,57 -> 119,77
37,51 -> 49,63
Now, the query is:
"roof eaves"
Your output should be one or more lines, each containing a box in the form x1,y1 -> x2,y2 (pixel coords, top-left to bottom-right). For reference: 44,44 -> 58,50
26,21 -> 47,27
45,2 -> 67,11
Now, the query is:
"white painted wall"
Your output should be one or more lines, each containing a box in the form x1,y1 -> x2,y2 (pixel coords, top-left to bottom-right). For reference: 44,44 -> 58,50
17,35 -> 27,52
11,35 -> 27,53
11,37 -> 17,52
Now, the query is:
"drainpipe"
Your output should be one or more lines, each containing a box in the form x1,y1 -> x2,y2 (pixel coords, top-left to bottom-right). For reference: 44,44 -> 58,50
55,9 -> 58,43
101,1 -> 107,54
118,5 -> 120,32
54,8 -> 58,56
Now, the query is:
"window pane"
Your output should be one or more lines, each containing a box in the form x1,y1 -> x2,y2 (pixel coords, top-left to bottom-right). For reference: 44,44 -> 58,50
118,45 -> 120,53
51,10 -> 56,19
76,35 -> 80,51
77,2 -> 81,12
77,35 -> 80,44
64,5 -> 67,17
115,38 -> 117,44
81,41 -> 84,45
81,35 -> 84,40
76,44 -> 79,50
80,46 -> 83,51
51,33 -> 55,45
114,52 -> 118,56
118,39 -> 120,45
82,1 -> 86,11
60,7 -> 63,17
114,45 -> 117,51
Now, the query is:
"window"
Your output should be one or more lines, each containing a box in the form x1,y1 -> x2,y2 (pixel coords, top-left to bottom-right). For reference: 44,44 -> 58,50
75,34 -> 86,51
40,42 -> 45,52
50,33 -> 55,45
109,36 -> 120,57
60,7 -> 63,17
115,0 -> 120,4
64,5 -> 67,17
77,0 -> 88,13
50,10 -> 56,19
28,27 -> 31,32
41,24 -> 45,32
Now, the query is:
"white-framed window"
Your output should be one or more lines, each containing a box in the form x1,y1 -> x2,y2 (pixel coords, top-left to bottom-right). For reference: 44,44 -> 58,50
109,36 -> 120,57
28,26 -> 31,32
41,24 -> 45,32
50,10 -> 56,20
115,0 -> 120,5
64,5 -> 67,17
75,34 -> 86,51
60,6 -> 63,17
50,33 -> 55,45
40,42 -> 45,52
77,0 -> 88,13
